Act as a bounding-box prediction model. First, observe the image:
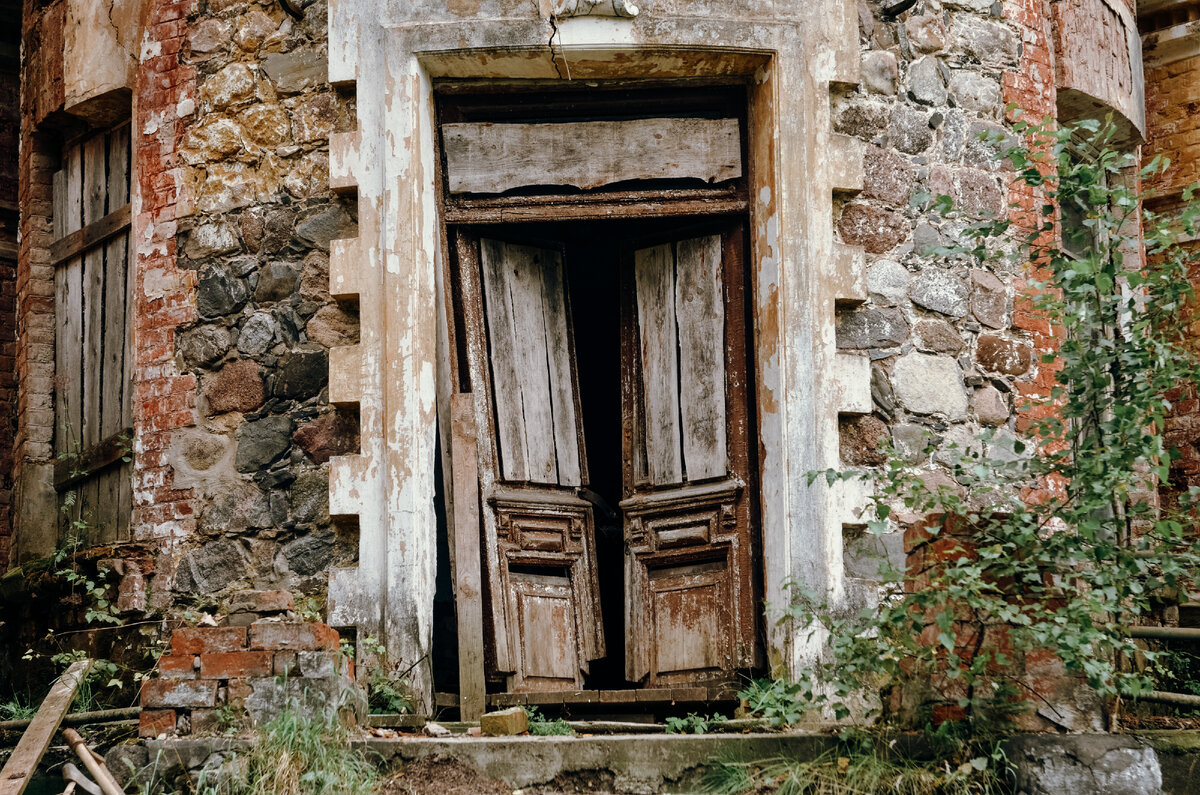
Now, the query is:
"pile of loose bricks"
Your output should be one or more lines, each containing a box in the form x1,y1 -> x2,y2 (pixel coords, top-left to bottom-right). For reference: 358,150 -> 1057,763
140,590 -> 364,738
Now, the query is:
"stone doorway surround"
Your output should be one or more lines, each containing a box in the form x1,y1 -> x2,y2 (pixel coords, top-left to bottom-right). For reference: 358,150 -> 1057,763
323,0 -> 872,711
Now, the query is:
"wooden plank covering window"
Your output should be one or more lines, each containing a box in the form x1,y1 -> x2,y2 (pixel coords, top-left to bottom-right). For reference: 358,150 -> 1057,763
443,117 -> 743,195
51,121 -> 133,543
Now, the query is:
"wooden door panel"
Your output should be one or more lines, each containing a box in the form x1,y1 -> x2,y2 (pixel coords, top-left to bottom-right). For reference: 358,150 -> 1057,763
622,225 -> 759,686
480,239 -> 582,486
674,235 -> 727,481
459,233 -> 604,693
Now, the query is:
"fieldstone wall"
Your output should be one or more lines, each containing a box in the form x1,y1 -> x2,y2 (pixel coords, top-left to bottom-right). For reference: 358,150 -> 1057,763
835,0 -> 1034,597
165,0 -> 359,607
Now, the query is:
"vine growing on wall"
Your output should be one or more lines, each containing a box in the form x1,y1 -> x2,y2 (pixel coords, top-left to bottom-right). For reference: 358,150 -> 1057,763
742,115 -> 1200,745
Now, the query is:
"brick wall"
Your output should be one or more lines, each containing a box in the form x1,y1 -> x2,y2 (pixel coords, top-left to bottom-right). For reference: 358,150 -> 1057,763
1143,47 -> 1200,495
13,2 -> 67,565
131,0 -> 201,544
0,65 -> 19,567
141,590 -> 362,737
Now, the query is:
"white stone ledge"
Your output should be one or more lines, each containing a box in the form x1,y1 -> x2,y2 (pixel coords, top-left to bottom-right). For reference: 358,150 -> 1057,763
832,352 -> 872,415
330,131 -> 361,194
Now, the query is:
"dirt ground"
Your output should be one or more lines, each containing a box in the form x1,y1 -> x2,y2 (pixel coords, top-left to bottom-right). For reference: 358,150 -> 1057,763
377,755 -> 627,795
378,756 -> 512,795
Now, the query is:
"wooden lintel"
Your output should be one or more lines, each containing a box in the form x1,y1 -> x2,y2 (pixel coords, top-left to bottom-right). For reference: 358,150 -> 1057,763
442,197 -> 748,225
54,428 -> 132,492
50,204 -> 131,267
0,659 -> 92,795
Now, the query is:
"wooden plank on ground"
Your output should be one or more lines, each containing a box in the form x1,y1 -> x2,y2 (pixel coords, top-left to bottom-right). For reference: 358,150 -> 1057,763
634,244 -> 683,485
450,393 -> 486,722
0,659 -> 91,795
675,235 -> 727,481
480,239 -> 528,481
443,117 -> 743,194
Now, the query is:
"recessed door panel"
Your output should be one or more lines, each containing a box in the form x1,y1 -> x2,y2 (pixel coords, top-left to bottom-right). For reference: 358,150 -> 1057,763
650,560 -> 730,681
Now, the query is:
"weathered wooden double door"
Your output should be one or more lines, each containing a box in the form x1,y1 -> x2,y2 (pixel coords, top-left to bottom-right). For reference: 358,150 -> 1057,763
457,223 -> 759,693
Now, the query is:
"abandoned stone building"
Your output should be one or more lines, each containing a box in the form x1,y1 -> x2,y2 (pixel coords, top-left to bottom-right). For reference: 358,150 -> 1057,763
0,0 -> 1197,733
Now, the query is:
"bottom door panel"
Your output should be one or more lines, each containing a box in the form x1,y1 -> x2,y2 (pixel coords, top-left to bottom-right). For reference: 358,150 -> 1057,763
648,560 -> 731,684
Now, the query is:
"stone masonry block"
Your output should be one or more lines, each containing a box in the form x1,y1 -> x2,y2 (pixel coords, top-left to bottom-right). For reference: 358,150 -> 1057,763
171,627 -> 249,655
228,590 -> 294,615
139,709 -> 177,738
274,650 -> 299,676
199,651 -> 274,679
481,707 -> 529,736
249,621 -> 340,651
142,679 -> 219,709
297,650 -> 348,679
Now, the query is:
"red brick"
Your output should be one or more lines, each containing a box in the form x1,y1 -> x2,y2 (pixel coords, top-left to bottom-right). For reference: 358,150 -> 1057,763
199,651 -> 273,679
139,709 -> 177,738
171,626 -> 248,655
158,654 -> 197,679
249,621 -> 340,652
141,679 -> 218,709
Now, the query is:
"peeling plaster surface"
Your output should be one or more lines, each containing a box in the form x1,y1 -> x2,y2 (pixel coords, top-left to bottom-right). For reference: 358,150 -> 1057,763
326,0 -> 864,701
64,0 -> 138,114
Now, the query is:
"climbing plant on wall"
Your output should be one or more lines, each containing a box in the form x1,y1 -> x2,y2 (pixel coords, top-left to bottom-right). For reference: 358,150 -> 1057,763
747,114 -> 1200,737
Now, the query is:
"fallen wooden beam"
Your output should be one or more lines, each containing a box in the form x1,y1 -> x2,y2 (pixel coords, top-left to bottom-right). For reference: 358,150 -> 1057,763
0,707 -> 141,734
0,659 -> 91,795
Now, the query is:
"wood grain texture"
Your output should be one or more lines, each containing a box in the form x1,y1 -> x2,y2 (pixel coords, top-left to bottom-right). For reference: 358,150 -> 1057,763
634,243 -> 683,485
480,238 -> 531,482
0,659 -> 91,795
456,231 -> 512,673
444,117 -> 742,194
539,255 -> 582,487
505,246 -> 557,483
675,235 -> 727,481
480,239 -> 581,486
622,224 -> 759,685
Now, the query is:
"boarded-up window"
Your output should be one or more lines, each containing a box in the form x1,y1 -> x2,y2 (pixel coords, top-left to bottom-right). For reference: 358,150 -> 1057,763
51,122 -> 133,542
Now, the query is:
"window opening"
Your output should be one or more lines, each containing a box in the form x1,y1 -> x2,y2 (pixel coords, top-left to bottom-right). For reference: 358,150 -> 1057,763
51,120 -> 134,543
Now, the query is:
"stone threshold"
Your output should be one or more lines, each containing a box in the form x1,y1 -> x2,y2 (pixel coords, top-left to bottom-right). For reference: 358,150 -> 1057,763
137,730 -> 1200,795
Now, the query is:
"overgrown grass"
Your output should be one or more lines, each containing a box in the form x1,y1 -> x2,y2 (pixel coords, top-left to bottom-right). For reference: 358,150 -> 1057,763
187,708 -> 379,795
0,693 -> 38,721
702,750 -> 1003,795
523,705 -> 574,736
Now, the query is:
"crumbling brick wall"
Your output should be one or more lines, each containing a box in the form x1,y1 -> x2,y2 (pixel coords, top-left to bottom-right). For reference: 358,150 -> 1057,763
0,63 -> 19,567
1143,23 -> 1200,496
